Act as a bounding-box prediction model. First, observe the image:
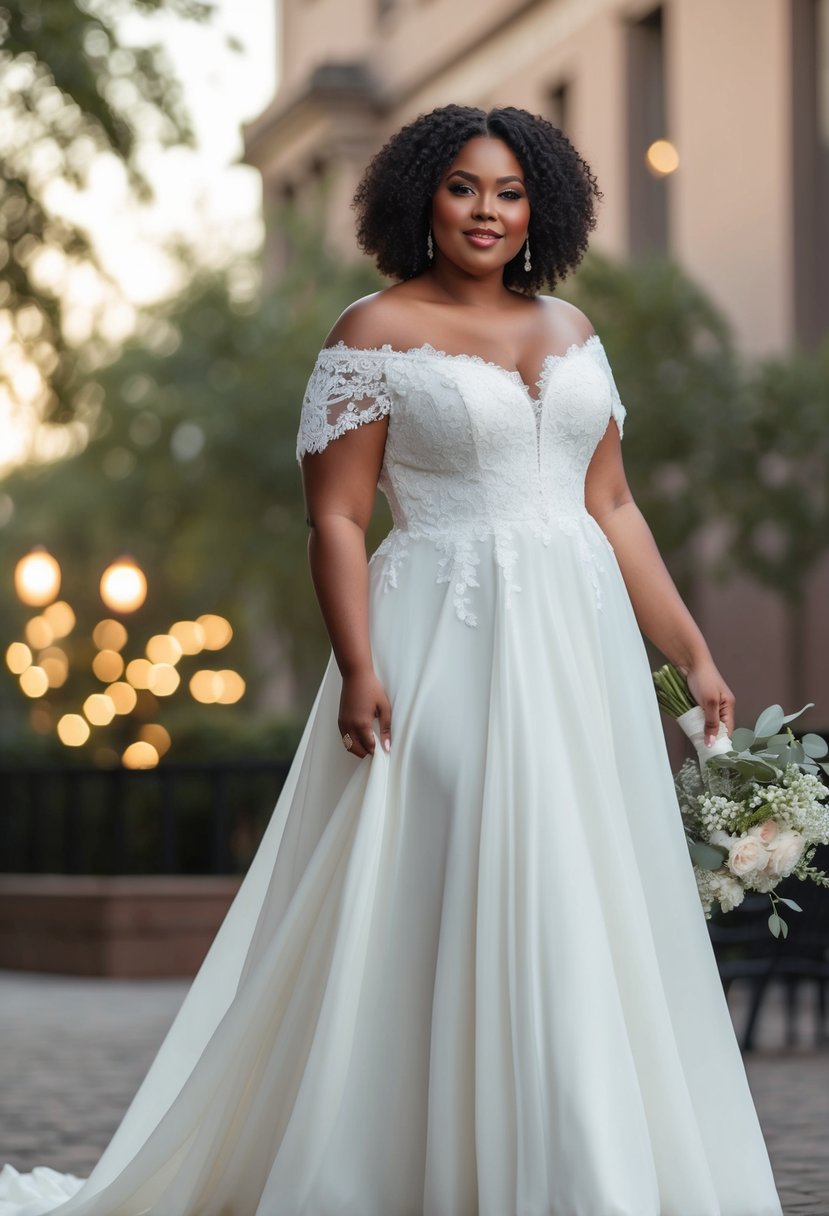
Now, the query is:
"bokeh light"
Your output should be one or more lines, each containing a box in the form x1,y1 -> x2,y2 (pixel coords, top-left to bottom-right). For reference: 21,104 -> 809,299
139,723 -> 171,757
14,548 -> 61,606
107,681 -> 138,715
19,666 -> 49,698
100,558 -> 147,613
92,619 -> 128,651
42,600 -> 76,638
197,614 -> 233,650
25,616 -> 54,650
30,705 -> 53,735
125,657 -> 152,689
217,669 -> 246,705
122,741 -> 159,769
170,619 -> 205,654
83,693 -> 116,726
189,669 -> 224,704
146,633 -> 182,665
57,714 -> 90,746
147,663 -> 180,696
645,138 -> 680,177
40,646 -> 69,688
92,648 -> 125,682
5,642 -> 32,675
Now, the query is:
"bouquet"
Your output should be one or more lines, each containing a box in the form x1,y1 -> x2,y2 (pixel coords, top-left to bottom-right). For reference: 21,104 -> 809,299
653,663 -> 829,937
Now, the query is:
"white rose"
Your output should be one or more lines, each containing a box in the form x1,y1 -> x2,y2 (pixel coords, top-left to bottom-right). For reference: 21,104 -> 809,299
749,819 -> 780,847
727,835 -> 769,878
766,829 -> 805,878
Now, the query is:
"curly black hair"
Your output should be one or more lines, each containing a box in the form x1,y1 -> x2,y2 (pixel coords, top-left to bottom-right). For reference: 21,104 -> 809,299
353,104 -> 603,295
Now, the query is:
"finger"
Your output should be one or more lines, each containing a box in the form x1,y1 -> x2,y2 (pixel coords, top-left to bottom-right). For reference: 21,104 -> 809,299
378,695 -> 392,753
722,692 -> 736,737
703,696 -> 720,745
356,721 -> 376,756
338,722 -> 368,760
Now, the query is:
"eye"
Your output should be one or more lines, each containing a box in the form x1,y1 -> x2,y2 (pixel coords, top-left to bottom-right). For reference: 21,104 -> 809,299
447,182 -> 473,195
500,188 -> 524,200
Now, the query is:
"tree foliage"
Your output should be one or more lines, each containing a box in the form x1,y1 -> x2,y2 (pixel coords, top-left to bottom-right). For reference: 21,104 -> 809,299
0,0 -> 213,426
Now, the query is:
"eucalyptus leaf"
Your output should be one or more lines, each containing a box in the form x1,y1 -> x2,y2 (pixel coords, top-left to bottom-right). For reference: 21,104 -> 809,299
778,897 -> 803,912
730,727 -> 756,751
768,912 -> 781,937
802,733 -> 829,759
755,705 -> 785,737
688,840 -> 727,871
780,917 -> 789,939
780,703 -> 815,725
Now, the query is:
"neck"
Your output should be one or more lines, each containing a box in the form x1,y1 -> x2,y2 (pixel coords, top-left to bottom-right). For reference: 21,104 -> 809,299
425,258 -> 514,308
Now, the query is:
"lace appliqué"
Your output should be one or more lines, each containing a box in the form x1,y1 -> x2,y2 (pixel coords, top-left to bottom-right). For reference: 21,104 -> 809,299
296,347 -> 391,461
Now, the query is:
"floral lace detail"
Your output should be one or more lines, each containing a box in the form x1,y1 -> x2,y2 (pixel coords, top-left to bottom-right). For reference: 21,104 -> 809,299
296,346 -> 391,460
300,336 -> 629,624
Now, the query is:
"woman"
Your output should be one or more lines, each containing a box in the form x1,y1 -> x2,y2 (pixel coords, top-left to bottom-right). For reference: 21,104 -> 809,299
0,105 -> 782,1215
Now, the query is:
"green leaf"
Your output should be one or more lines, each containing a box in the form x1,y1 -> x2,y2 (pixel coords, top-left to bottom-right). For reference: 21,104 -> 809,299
780,703 -> 815,725
780,917 -> 789,938
768,912 -> 782,937
731,727 -> 755,751
755,705 -> 785,738
778,897 -> 803,912
802,733 -> 829,759
688,839 -> 728,870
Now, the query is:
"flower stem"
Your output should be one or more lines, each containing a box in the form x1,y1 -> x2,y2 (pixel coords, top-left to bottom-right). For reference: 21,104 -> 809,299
653,663 -> 698,719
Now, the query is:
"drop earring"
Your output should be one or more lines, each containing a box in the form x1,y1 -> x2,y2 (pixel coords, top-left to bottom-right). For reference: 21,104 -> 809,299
427,228 -> 434,261
523,238 -> 532,272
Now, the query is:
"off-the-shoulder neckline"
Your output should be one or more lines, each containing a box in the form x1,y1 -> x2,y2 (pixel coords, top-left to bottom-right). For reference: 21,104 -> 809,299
320,333 -> 603,403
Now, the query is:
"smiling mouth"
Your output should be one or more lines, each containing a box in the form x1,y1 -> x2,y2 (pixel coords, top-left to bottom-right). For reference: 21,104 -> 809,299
464,230 -> 503,247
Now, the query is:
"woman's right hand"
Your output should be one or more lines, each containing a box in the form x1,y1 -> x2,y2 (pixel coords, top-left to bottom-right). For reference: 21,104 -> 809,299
338,668 -> 392,758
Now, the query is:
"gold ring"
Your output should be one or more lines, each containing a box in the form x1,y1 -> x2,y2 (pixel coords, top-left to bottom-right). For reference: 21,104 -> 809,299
341,732 -> 353,751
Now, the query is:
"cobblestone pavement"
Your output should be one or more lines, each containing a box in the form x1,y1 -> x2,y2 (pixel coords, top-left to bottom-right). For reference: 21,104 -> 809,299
0,971 -> 826,1212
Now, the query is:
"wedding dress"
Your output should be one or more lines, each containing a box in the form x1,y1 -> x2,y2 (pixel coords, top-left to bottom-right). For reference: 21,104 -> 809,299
0,334 -> 783,1216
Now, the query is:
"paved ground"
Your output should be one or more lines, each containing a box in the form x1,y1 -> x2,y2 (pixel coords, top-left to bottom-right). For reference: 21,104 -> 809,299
0,971 -> 826,1212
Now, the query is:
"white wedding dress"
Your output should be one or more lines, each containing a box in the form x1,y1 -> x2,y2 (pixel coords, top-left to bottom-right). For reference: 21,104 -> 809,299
0,335 -> 783,1216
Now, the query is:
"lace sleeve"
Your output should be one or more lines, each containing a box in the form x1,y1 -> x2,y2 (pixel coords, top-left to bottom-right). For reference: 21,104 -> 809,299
296,344 -> 391,461
592,340 -> 627,439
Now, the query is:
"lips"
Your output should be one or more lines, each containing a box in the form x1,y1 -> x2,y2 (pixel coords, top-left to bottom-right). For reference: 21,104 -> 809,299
463,229 -> 503,248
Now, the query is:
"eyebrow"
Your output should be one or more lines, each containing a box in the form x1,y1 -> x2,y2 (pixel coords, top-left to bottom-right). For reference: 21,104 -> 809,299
447,170 -> 525,185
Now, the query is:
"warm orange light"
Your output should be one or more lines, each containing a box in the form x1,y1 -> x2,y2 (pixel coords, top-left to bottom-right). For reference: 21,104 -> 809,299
139,723 -> 172,757
216,669 -> 246,705
122,741 -> 159,769
125,657 -> 152,689
40,646 -> 69,688
146,634 -> 182,665
42,600 -> 76,638
14,548 -> 61,607
107,681 -> 138,715
100,558 -> 147,613
92,649 -> 125,682
19,666 -> 48,698
24,616 -> 54,650
84,693 -> 116,726
645,138 -> 680,177
189,669 -> 224,704
197,614 -> 233,650
57,713 -> 90,746
5,642 -> 32,675
92,619 -> 128,651
147,663 -> 180,696
169,619 -> 205,654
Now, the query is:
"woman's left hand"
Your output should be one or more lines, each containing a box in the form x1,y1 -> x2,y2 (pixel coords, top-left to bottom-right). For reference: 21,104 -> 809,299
684,658 -> 736,745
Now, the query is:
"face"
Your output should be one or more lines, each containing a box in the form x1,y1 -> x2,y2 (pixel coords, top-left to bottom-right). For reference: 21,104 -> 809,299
430,136 -> 531,277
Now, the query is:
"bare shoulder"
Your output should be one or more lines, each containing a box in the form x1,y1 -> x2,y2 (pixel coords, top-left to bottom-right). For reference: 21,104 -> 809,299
533,295 -> 596,347
323,284 -> 418,351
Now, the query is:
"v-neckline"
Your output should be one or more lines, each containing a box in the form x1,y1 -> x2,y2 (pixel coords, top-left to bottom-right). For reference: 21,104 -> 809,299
327,334 -> 602,407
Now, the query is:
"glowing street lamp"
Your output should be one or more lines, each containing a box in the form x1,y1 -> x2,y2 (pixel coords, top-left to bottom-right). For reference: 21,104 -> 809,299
100,558 -> 147,614
14,547 -> 61,607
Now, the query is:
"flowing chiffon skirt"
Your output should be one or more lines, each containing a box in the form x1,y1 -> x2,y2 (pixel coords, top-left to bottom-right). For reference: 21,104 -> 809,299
0,525 -> 783,1215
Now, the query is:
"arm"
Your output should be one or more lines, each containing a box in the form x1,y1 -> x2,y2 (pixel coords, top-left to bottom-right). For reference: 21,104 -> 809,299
585,423 -> 735,744
301,418 -> 391,759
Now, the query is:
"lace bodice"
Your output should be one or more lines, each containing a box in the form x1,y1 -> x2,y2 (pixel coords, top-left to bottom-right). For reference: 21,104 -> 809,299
297,335 -> 627,624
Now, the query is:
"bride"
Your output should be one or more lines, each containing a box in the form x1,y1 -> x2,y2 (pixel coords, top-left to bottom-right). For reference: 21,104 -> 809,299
0,104 -> 782,1215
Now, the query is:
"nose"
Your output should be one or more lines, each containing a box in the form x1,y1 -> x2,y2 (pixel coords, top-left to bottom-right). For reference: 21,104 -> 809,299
471,192 -> 497,221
